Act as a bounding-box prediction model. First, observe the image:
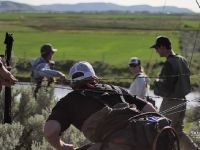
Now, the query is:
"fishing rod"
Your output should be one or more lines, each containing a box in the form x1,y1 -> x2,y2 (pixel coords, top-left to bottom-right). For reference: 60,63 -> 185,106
188,0 -> 200,68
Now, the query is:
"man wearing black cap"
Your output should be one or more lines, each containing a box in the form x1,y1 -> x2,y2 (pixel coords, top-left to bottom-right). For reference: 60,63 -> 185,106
151,36 -> 198,150
31,43 -> 66,80
30,43 -> 66,96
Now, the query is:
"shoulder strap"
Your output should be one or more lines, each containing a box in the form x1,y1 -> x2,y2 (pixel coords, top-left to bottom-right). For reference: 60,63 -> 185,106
109,85 -> 127,104
79,89 -> 109,107
134,73 -> 142,78
78,84 -> 128,107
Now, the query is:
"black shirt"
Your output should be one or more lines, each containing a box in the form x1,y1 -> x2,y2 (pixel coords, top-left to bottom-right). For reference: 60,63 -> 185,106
47,84 -> 147,133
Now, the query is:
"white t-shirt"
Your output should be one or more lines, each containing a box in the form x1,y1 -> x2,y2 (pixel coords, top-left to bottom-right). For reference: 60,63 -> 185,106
129,72 -> 150,99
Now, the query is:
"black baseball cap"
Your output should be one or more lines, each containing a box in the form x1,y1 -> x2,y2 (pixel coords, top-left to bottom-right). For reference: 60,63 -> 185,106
40,43 -> 57,55
128,57 -> 141,66
150,36 -> 171,48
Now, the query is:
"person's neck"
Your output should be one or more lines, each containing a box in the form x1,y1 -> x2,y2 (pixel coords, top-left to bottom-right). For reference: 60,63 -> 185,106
42,56 -> 50,63
166,50 -> 175,58
133,71 -> 141,76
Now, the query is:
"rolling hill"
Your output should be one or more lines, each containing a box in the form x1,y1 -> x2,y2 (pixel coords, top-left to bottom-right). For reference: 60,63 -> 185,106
0,1 -> 194,13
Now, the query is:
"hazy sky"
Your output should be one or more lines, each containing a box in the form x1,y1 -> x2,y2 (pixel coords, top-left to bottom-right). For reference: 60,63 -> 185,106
2,0 -> 200,12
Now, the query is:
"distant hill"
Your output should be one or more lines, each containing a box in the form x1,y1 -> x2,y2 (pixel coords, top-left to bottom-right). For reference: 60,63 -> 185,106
0,1 -> 35,11
36,3 -> 193,13
0,1 -> 194,13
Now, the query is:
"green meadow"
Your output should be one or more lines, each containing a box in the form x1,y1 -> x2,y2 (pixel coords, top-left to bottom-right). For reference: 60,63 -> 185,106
0,12 -> 199,80
1,12 -> 195,66
0,30 -> 179,66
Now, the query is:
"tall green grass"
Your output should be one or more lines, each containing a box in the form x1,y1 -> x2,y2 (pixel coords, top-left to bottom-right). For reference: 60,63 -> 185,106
0,30 -> 179,66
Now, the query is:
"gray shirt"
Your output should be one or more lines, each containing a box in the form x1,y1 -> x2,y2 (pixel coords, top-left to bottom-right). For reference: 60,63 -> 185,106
154,54 -> 191,98
31,56 -> 61,79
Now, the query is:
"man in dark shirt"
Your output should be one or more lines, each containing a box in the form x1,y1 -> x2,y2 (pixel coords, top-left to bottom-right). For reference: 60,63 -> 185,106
43,61 -> 158,150
151,36 -> 198,150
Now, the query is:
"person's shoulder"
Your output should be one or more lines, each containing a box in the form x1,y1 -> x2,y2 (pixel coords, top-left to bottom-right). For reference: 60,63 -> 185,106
59,90 -> 83,102
67,90 -> 82,97
135,73 -> 148,81
167,54 -> 188,64
95,83 -> 113,91
136,73 -> 146,77
176,54 -> 188,62
168,54 -> 185,60
31,56 -> 45,66
166,55 -> 178,64
95,83 -> 128,94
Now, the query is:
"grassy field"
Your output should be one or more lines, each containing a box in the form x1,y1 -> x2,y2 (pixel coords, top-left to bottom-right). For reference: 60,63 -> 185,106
0,12 -> 199,76
1,12 -> 197,66
0,30 -> 179,66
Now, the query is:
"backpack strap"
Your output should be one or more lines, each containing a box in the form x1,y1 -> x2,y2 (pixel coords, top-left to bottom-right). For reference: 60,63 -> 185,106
110,85 -> 127,104
152,126 -> 180,150
79,84 -> 129,107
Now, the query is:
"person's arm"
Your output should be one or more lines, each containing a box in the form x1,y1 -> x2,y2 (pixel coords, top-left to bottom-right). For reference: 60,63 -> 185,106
0,60 -> 17,86
154,62 -> 176,97
129,80 -> 137,96
141,102 -> 156,113
44,120 -> 74,150
122,88 -> 156,112
36,63 -> 66,79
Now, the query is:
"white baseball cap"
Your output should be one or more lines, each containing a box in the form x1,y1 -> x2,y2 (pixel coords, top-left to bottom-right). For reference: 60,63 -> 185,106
69,61 -> 96,82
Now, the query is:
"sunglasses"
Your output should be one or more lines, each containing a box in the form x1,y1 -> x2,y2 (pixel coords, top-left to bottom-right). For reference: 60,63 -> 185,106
129,64 -> 138,68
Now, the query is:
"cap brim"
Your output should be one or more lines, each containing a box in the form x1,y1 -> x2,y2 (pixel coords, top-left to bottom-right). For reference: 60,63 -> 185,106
129,63 -> 137,65
52,48 -> 57,52
150,44 -> 156,48
129,63 -> 139,66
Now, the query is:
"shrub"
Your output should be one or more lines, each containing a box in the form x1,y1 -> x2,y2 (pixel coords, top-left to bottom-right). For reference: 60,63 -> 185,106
0,123 -> 24,150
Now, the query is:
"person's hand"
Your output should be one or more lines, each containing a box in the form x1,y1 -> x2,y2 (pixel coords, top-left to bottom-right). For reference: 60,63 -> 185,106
4,73 -> 17,85
58,72 -> 66,81
59,143 -> 74,150
0,65 -> 18,86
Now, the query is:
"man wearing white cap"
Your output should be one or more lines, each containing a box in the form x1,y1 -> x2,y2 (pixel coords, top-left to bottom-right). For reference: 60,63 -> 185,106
43,61 -> 181,150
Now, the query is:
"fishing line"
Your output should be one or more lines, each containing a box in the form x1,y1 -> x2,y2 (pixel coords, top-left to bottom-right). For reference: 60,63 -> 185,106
188,0 -> 200,68
160,98 -> 200,115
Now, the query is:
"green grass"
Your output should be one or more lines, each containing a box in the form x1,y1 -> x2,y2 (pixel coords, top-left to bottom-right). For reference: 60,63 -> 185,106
0,12 -> 199,31
0,30 -> 180,66
0,12 -> 197,67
